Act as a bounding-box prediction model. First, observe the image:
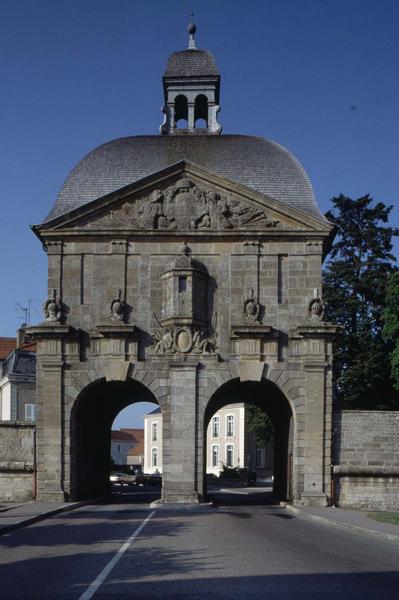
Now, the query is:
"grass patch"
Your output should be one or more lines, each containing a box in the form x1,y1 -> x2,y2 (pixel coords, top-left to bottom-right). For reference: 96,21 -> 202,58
367,512 -> 399,526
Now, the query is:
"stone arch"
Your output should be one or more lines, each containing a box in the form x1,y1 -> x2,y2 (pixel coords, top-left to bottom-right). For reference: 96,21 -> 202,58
174,94 -> 188,127
202,376 -> 294,500
69,377 -> 160,500
194,93 -> 208,127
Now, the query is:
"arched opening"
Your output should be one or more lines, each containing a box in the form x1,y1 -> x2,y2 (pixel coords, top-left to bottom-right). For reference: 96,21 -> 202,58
70,379 -> 160,500
204,379 -> 293,504
174,94 -> 188,128
194,94 -> 208,128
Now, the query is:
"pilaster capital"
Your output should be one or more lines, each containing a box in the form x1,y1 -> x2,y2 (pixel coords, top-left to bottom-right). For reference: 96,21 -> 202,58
24,323 -> 73,340
44,240 -> 64,255
303,360 -> 329,372
295,323 -> 340,339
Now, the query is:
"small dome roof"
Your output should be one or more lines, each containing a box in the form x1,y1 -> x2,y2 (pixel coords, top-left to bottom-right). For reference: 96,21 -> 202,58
164,49 -> 219,77
45,135 -> 323,222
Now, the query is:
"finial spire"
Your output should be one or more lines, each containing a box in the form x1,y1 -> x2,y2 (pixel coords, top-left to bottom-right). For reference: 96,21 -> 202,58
187,13 -> 197,49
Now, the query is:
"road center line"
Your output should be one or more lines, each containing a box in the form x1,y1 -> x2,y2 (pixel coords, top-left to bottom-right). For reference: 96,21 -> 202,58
78,510 -> 156,600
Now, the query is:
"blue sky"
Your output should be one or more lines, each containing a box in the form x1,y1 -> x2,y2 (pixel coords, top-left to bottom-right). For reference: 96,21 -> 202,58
1,0 -> 398,426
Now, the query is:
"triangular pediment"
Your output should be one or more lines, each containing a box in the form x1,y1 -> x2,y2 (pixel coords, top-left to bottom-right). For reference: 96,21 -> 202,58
34,161 -> 332,236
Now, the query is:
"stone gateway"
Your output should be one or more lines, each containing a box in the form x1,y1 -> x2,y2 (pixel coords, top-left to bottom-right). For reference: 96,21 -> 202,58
27,25 -> 338,505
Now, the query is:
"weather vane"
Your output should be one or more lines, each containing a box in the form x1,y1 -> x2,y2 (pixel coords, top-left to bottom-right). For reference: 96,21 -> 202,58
188,12 -> 197,49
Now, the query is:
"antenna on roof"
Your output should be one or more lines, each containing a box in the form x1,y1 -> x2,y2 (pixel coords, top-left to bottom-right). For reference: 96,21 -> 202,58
187,12 -> 197,49
16,302 -> 29,324
15,299 -> 39,325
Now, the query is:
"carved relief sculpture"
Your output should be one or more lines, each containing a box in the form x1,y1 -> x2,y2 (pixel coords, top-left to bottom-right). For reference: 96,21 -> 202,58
106,178 -> 279,231
308,292 -> 325,323
152,313 -> 218,355
243,287 -> 260,322
110,289 -> 125,322
43,290 -> 62,322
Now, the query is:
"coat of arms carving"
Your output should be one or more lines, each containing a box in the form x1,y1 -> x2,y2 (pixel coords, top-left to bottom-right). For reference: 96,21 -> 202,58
104,178 -> 278,230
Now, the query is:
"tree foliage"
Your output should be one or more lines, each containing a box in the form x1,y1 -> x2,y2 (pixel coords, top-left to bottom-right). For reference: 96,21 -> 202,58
246,405 -> 274,446
323,194 -> 398,409
382,271 -> 399,392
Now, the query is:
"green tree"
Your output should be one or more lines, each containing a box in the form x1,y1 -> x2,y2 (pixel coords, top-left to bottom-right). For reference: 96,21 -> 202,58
323,194 -> 398,409
246,405 -> 274,446
382,271 -> 399,392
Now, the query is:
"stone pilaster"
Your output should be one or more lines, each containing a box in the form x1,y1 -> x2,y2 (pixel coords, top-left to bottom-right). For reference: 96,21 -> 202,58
301,360 -> 328,505
24,324 -> 72,501
296,323 -> 338,506
162,362 -> 199,503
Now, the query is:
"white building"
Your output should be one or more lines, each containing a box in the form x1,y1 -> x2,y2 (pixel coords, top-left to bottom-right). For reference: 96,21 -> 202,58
144,404 -> 273,476
206,403 -> 246,475
143,407 -> 163,474
0,338 -> 36,422
110,430 -> 135,465
110,428 -> 145,467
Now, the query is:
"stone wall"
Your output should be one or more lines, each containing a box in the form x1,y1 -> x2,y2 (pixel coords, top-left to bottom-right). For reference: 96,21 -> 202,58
0,422 -> 35,502
333,411 -> 399,511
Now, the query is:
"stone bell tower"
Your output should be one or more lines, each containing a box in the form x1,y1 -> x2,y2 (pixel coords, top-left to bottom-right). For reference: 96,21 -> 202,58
160,20 -> 222,134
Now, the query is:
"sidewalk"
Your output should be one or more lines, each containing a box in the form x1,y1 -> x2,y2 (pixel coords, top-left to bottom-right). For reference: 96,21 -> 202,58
285,503 -> 399,544
0,500 -> 90,536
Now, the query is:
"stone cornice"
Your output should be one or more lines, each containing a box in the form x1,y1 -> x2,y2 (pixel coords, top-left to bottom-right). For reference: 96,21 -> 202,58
24,324 -> 74,339
91,324 -> 137,338
295,323 -> 340,339
230,325 -> 274,338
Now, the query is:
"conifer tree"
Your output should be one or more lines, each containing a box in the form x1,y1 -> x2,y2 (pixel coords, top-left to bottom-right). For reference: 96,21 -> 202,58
323,194 -> 398,409
382,271 -> 399,393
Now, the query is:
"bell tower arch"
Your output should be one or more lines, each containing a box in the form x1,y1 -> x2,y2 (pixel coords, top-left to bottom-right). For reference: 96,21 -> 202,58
160,19 -> 222,135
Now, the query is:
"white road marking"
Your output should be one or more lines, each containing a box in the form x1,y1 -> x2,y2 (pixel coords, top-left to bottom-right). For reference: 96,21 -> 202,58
78,510 -> 156,600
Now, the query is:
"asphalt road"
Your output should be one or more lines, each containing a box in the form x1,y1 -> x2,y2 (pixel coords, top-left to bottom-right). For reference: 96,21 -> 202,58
0,489 -> 398,599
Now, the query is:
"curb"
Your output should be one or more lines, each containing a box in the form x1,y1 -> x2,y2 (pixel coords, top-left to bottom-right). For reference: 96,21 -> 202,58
284,504 -> 399,545
0,503 -> 26,513
0,499 -> 98,536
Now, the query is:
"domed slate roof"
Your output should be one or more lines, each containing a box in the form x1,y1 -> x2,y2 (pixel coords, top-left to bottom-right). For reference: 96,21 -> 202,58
164,49 -> 219,77
46,135 -> 322,222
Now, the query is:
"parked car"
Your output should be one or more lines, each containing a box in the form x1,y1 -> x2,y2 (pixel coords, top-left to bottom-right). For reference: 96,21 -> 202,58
109,472 -> 136,486
109,472 -> 126,485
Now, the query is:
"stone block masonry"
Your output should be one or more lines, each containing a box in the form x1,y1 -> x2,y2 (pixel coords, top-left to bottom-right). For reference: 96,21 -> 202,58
0,422 -> 35,502
333,411 -> 399,511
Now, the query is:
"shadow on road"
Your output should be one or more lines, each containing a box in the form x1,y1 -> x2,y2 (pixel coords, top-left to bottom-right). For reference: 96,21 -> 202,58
207,484 -> 279,507
109,483 -> 161,504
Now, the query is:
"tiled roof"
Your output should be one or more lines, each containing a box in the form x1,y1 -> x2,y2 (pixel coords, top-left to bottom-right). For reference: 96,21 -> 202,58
121,429 -> 145,456
45,135 -> 322,222
1,349 -> 36,378
111,430 -> 136,442
127,440 -> 144,456
164,49 -> 219,77
19,341 -> 37,352
0,337 -> 16,360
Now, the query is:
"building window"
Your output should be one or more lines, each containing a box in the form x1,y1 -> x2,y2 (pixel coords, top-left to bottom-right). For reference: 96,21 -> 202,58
178,276 -> 187,292
226,415 -> 234,437
256,448 -> 262,468
25,404 -> 36,422
152,422 -> 157,442
152,447 -> 158,467
212,416 -> 220,438
212,445 -> 219,468
226,444 -> 234,467
117,444 -> 121,453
